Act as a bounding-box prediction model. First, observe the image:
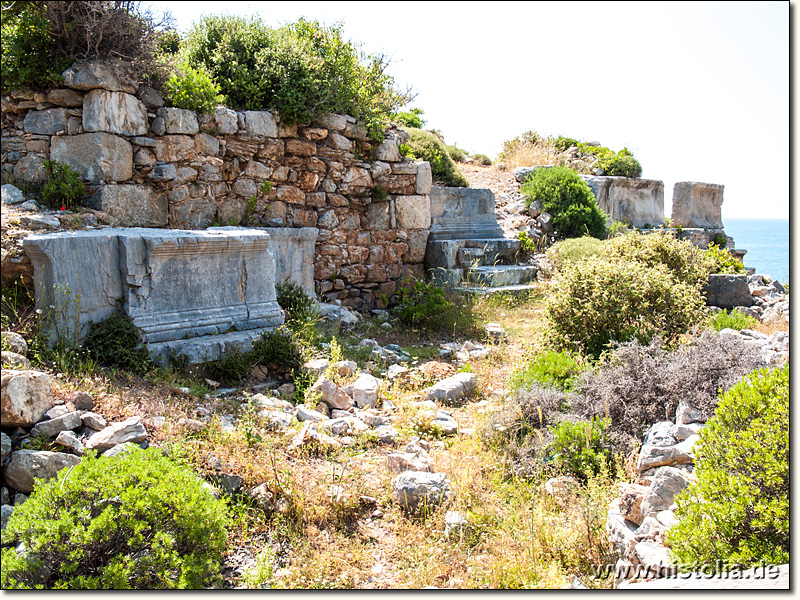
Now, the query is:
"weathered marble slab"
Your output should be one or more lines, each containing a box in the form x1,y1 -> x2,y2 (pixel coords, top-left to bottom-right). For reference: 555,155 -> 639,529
671,181 -> 724,229
23,228 -> 284,364
581,176 -> 665,228
428,186 -> 506,241
263,226 -> 319,296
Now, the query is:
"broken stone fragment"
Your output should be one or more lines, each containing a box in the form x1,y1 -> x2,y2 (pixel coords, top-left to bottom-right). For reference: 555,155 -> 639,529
85,416 -> 147,452
4,449 -> 82,494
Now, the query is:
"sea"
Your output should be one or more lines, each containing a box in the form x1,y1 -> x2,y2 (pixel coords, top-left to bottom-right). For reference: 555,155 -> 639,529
723,218 -> 790,285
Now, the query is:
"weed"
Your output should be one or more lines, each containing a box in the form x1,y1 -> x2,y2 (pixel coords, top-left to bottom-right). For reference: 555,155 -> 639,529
708,309 -> 758,331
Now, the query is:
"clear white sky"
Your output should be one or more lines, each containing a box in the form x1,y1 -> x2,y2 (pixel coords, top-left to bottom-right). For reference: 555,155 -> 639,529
142,1 -> 789,220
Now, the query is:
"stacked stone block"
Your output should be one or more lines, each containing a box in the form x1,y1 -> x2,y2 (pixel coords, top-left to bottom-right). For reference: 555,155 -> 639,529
1,59 -> 433,311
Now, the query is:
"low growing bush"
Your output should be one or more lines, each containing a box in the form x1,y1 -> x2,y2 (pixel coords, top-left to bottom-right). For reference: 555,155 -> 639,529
570,332 -> 766,452
276,281 -> 319,332
545,257 -> 705,358
666,365 -> 789,568
545,236 -> 603,270
471,153 -> 492,166
704,243 -> 746,275
520,166 -> 606,239
509,350 -> 584,393
393,278 -> 478,336
401,128 -> 469,187
163,61 -> 222,113
83,309 -> 152,374
601,230 -> 713,288
549,417 -> 612,481
40,160 -> 86,210
1,448 -> 230,589
708,310 -> 758,331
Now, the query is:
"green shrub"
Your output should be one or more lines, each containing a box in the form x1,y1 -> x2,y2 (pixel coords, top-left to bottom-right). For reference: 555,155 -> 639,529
1,5 -> 69,92
276,281 -> 319,332
40,160 -> 86,210
545,236 -> 603,270
603,152 -> 642,178
553,136 -> 579,152
601,230 -> 713,288
179,16 -> 409,138
163,61 -> 222,113
471,154 -> 492,166
517,231 -> 539,254
545,257 -> 706,358
0,448 -> 229,589
445,144 -> 468,163
82,309 -> 152,374
708,310 -> 758,332
1,2 -> 170,93
205,346 -> 253,385
394,107 -> 425,129
393,278 -> 478,335
251,327 -> 305,373
520,166 -> 606,239
510,350 -> 583,393
666,366 -> 789,568
401,128 -> 469,187
548,417 -> 611,481
704,243 -> 746,275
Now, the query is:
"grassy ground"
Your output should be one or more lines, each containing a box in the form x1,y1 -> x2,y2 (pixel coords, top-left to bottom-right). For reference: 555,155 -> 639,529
2,276 -> 787,589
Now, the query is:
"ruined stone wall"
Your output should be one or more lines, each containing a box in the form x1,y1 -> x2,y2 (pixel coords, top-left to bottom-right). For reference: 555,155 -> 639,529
1,60 -> 433,311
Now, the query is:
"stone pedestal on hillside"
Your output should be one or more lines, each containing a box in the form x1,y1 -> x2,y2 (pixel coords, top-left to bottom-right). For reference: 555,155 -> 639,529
23,227 -> 284,368
671,181 -> 724,229
581,176 -> 665,228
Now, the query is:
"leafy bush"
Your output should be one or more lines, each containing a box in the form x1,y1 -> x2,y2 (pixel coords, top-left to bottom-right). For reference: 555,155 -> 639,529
570,332 -> 766,452
276,281 -> 319,331
549,417 -> 611,481
0,448 -> 229,589
510,350 -> 584,393
445,144 -> 468,163
553,136 -> 579,152
601,230 -> 713,288
602,151 -> 642,178
40,160 -> 86,210
666,366 -> 789,568
545,236 -> 603,270
401,128 -> 469,187
163,61 -> 221,113
1,1 -> 171,93
1,5 -> 70,92
394,107 -> 425,129
708,310 -> 758,332
471,154 -> 492,166
83,309 -> 152,374
544,257 -> 706,358
520,166 -> 606,239
704,243 -> 746,275
251,328 -> 305,373
393,278 -> 477,335
517,231 -> 539,254
179,16 -> 409,138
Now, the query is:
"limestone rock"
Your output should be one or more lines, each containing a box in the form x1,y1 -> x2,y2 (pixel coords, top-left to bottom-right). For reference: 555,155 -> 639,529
639,466 -> 693,516
2,352 -> 30,370
386,448 -> 433,474
81,412 -> 107,430
1,370 -> 52,427
637,436 -> 699,472
29,411 -> 82,439
375,425 -> 399,444
393,471 -> 452,514
2,332 -> 28,355
352,373 -> 379,408
62,59 -> 138,93
47,88 -> 84,107
295,406 -> 327,422
617,483 -> 649,526
22,108 -> 70,135
157,107 -> 199,135
606,498 -> 640,557
445,510 -> 470,538
243,111 -> 278,137
4,449 -> 82,494
642,421 -> 677,447
416,161 -> 432,195
675,401 -> 704,425
94,184 -> 168,227
50,132 -> 133,182
307,376 -> 352,410
55,430 -> 85,455
395,195 -> 431,230
322,416 -> 369,436
83,90 -> 148,136
374,137 -> 401,162
288,422 -> 341,454
1,185 -> 26,206
427,372 -> 477,404
671,181 -> 724,229
85,416 -> 147,452
1,432 -> 11,464
704,274 -> 754,310
214,107 -> 238,134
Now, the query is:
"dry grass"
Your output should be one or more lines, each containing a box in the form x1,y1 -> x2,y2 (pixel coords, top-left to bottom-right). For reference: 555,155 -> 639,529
499,140 -> 564,171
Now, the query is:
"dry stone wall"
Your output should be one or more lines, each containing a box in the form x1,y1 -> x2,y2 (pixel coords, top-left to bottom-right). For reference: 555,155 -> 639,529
1,60 -> 433,311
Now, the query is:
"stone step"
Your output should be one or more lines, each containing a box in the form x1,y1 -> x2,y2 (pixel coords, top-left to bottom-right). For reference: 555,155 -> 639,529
465,265 -> 538,287
425,237 -> 521,269
460,283 -> 540,296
